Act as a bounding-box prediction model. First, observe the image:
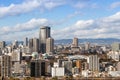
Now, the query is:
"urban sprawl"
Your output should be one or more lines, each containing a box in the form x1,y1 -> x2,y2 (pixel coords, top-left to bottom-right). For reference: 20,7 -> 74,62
0,26 -> 120,80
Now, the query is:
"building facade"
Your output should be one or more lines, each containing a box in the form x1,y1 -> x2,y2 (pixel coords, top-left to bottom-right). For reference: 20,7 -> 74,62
39,26 -> 51,53
0,55 -> 12,77
30,59 -> 46,77
46,37 -> 54,53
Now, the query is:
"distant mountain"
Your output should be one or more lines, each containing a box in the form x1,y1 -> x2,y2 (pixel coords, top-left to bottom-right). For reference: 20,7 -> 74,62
55,38 -> 120,45
5,38 -> 120,45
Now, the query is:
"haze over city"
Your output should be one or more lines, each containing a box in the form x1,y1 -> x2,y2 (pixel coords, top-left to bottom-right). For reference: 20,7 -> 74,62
0,0 -> 120,41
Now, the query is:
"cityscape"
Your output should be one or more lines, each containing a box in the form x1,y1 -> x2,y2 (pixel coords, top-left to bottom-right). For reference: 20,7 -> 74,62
0,26 -> 120,80
0,0 -> 120,80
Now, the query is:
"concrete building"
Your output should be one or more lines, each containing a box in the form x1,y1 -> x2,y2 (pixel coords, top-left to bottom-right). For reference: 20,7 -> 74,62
28,38 -> 33,52
39,26 -> 51,53
30,59 -> 46,77
116,62 -> 120,71
11,49 -> 22,63
62,61 -> 72,75
111,42 -> 120,51
33,38 -> 39,52
46,37 -> 54,53
24,37 -> 28,47
72,67 -> 79,75
72,37 -> 78,47
52,67 -> 64,77
0,55 -> 12,77
85,42 -> 90,50
0,41 -> 5,49
28,38 -> 39,52
88,55 -> 99,71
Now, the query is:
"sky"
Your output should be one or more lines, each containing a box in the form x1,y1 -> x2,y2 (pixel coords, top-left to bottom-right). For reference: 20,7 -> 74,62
0,0 -> 120,41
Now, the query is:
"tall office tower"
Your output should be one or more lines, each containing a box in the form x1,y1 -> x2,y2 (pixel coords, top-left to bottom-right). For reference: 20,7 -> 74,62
0,41 -> 5,49
33,38 -> 39,52
62,61 -> 72,75
28,38 -> 33,52
46,37 -> 54,53
0,55 -> 12,77
88,55 -> 99,71
30,60 -> 46,77
72,37 -> 78,47
25,37 -> 28,47
39,26 -> 50,53
111,42 -> 120,51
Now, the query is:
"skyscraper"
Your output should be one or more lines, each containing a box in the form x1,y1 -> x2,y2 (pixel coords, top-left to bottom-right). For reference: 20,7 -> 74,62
24,37 -> 28,47
72,37 -> 78,47
28,38 -> 39,52
33,38 -> 39,52
39,26 -> 51,53
46,37 -> 54,53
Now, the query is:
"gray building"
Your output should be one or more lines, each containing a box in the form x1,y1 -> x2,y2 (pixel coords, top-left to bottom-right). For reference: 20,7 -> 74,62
24,37 -> 28,47
72,37 -> 78,47
46,37 -> 54,53
62,61 -> 72,75
28,38 -> 39,53
39,26 -> 51,53
33,38 -> 39,52
30,59 -> 46,77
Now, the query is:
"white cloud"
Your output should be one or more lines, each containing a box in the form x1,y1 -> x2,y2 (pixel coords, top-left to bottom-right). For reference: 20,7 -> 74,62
110,1 -> 120,9
1,12 -> 120,41
0,0 -> 65,18
0,18 -> 49,35
52,11 -> 120,39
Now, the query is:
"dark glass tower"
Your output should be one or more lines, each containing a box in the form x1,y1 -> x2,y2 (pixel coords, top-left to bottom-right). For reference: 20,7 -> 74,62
39,26 -> 50,53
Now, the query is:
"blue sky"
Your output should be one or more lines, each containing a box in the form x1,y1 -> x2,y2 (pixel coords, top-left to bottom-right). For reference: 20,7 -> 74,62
0,0 -> 120,41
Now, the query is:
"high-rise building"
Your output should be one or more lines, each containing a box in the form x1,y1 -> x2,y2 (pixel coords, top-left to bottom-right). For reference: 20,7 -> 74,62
88,55 -> 99,71
30,60 -> 46,77
33,38 -> 39,52
39,26 -> 51,53
46,37 -> 54,53
72,37 -> 78,47
25,37 -> 28,47
28,38 -> 33,52
28,38 -> 39,52
0,55 -> 12,77
111,42 -> 120,51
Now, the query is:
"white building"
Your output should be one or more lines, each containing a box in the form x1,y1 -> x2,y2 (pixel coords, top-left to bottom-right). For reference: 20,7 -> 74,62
52,67 -> 64,77
88,55 -> 99,71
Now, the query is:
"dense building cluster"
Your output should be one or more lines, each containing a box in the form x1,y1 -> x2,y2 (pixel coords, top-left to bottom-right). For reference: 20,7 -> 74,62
0,26 -> 120,80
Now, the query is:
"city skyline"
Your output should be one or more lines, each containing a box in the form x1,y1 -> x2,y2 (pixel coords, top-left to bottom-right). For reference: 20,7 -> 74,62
0,0 -> 120,41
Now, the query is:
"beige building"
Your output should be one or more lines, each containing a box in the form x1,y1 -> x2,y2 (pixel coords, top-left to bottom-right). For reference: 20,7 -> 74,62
0,41 -> 5,49
72,37 -> 78,47
46,37 -> 54,53
33,38 -> 39,52
0,55 -> 12,77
